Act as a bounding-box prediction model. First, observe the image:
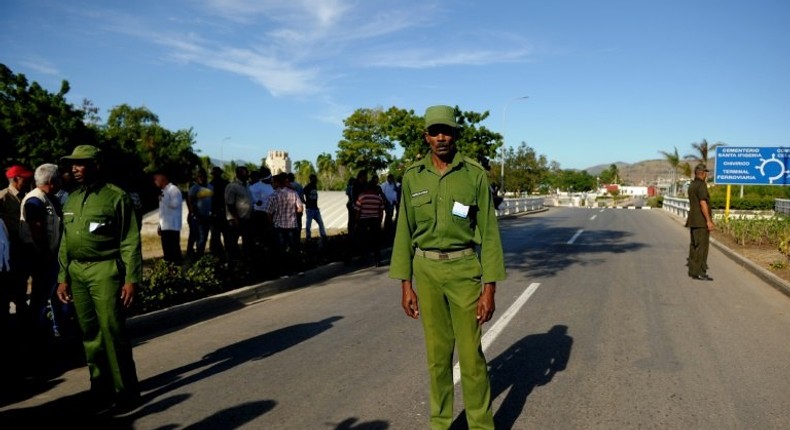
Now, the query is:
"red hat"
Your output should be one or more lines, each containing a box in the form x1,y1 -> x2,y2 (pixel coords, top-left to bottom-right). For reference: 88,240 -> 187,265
5,165 -> 34,179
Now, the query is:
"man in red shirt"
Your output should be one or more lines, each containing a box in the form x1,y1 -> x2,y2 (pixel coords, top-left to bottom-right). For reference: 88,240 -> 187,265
354,180 -> 385,266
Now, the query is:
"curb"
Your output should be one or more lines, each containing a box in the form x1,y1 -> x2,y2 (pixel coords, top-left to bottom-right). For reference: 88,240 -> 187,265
659,208 -> 790,299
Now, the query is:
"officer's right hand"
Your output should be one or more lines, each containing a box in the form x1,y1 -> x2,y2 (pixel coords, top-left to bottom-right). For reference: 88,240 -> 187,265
56,283 -> 72,304
401,280 -> 419,319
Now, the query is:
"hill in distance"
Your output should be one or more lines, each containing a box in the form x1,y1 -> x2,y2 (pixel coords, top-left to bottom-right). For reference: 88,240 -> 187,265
583,159 -> 709,185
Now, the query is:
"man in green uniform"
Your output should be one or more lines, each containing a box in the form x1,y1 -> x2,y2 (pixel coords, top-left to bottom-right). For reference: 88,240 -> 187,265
56,145 -> 142,413
389,105 -> 506,429
687,163 -> 715,281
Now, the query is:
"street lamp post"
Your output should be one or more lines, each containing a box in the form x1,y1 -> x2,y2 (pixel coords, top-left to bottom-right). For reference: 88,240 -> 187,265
501,96 -> 529,193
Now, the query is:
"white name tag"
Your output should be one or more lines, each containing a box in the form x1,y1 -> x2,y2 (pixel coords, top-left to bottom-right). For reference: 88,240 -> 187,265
452,201 -> 470,218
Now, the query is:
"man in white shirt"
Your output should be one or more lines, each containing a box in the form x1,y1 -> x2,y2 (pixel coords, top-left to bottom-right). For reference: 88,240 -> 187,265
153,170 -> 183,264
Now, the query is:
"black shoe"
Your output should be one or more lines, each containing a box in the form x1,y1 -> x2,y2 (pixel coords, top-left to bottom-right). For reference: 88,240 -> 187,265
690,274 -> 714,281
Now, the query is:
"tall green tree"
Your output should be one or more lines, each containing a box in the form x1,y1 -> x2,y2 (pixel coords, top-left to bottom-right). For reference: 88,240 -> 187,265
0,63 -> 97,171
336,107 -> 394,175
502,141 -> 549,195
102,104 -> 200,184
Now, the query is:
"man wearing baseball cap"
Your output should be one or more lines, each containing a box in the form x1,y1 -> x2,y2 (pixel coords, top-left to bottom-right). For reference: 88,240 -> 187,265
390,105 -> 505,429
57,145 -> 143,413
0,163 -> 35,379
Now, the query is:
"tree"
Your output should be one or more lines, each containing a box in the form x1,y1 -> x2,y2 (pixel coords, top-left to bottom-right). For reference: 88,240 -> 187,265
685,138 -> 726,166
502,141 -> 549,195
102,104 -> 200,184
597,163 -> 621,186
551,169 -> 596,193
336,107 -> 394,175
0,63 -> 97,172
293,160 -> 315,185
658,147 -> 681,196
315,152 -> 347,190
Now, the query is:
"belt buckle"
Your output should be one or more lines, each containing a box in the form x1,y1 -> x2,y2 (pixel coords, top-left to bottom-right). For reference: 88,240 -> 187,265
438,253 -> 449,260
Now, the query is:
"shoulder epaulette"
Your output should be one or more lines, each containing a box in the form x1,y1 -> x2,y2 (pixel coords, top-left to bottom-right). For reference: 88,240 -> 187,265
462,156 -> 485,171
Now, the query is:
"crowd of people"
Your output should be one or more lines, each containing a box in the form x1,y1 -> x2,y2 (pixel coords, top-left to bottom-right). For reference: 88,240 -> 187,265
169,165 -> 402,275
0,153 -> 403,394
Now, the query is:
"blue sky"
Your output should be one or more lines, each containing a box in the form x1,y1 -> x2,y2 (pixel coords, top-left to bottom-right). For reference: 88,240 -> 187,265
3,0 -> 789,170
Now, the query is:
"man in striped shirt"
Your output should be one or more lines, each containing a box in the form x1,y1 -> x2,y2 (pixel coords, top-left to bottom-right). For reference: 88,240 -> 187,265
354,180 -> 385,266
265,173 -> 304,276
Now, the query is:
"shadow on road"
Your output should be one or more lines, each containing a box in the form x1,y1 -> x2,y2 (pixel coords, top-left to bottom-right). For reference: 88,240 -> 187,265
140,316 -> 344,402
451,325 -> 573,430
501,217 -> 648,278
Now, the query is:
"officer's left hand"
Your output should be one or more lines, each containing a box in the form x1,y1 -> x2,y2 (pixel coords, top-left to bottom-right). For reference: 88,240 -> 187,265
476,283 -> 496,325
120,283 -> 137,308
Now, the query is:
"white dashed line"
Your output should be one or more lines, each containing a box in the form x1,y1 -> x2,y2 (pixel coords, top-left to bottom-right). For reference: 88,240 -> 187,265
590,215 -> 597,220
567,229 -> 584,244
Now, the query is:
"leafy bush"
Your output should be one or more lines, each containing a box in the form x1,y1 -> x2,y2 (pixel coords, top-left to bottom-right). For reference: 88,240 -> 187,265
718,216 -> 790,248
133,233 -> 362,316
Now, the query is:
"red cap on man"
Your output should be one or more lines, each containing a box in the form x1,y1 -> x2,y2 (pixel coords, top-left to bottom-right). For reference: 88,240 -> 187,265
5,165 -> 33,179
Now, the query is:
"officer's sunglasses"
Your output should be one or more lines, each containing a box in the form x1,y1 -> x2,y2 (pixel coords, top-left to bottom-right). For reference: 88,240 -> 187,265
426,125 -> 456,137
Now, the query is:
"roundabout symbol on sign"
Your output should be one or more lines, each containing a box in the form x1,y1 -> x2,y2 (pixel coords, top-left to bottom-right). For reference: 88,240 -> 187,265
756,153 -> 790,184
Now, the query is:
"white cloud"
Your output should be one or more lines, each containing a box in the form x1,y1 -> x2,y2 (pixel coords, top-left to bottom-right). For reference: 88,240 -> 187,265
366,47 -> 531,69
18,58 -> 60,76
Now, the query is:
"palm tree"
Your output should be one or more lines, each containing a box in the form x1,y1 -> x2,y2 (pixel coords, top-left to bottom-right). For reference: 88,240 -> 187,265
685,139 -> 726,167
659,147 -> 681,196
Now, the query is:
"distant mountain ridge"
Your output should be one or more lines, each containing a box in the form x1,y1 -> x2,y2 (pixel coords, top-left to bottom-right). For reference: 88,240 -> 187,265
582,158 -> 712,185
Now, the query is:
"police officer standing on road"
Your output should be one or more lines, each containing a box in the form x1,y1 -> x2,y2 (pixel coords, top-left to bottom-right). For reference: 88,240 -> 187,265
56,145 -> 142,413
389,105 -> 506,429
687,163 -> 715,281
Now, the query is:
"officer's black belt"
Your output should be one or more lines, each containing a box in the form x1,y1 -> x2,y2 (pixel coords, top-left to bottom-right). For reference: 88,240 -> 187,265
415,248 -> 475,261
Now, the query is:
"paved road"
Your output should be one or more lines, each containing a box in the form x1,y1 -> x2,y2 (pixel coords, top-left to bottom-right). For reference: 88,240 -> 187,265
3,207 -> 789,429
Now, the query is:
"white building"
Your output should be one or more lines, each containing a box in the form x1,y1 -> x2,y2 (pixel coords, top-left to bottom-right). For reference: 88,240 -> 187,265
266,150 -> 291,174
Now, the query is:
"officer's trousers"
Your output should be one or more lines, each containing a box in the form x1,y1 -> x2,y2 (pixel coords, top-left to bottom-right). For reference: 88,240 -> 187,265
68,259 -> 139,397
414,253 -> 494,430
688,227 -> 710,276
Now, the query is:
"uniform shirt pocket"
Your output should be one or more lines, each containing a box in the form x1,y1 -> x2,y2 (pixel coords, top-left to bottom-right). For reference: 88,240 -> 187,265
411,193 -> 433,223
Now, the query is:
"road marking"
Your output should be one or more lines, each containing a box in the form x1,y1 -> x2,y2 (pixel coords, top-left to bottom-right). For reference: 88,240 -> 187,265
567,229 -> 584,244
453,282 -> 541,385
590,214 -> 597,220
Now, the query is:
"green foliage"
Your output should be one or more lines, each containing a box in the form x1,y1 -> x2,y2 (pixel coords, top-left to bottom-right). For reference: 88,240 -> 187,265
315,152 -> 348,190
709,196 -> 776,210
136,256 -> 226,315
719,216 -> 790,247
293,160 -> 316,186
0,63 -> 98,172
337,107 -> 394,174
498,141 -> 550,194
549,169 -> 597,192
778,230 -> 790,259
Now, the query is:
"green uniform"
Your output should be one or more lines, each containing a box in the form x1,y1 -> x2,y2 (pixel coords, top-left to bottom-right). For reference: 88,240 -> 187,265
58,181 -> 142,399
687,177 -> 710,276
390,151 -> 506,430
